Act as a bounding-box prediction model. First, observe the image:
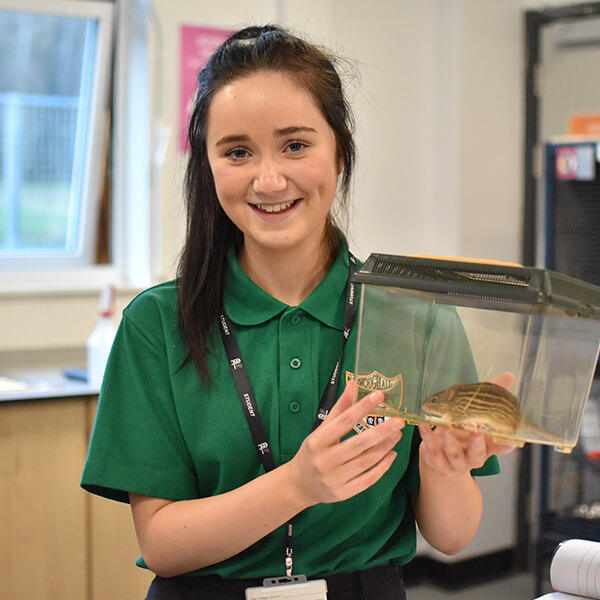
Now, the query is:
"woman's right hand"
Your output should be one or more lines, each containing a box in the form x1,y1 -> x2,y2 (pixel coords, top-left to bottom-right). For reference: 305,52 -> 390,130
286,381 -> 405,507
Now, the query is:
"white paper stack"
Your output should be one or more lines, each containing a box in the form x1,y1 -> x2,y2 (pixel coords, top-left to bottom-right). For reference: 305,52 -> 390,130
536,539 -> 600,600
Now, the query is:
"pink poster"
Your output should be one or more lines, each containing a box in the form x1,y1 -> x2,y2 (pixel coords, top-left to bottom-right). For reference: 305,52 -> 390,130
179,25 -> 234,152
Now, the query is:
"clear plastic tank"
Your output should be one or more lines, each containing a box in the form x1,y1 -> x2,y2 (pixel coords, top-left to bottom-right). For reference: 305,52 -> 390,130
352,254 -> 600,453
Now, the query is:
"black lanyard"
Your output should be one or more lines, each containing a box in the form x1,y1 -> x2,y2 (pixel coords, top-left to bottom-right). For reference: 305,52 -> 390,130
218,252 -> 357,576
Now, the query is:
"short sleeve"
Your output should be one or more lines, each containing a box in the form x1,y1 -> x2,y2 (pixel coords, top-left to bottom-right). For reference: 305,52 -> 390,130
81,291 -> 197,503
471,455 -> 500,476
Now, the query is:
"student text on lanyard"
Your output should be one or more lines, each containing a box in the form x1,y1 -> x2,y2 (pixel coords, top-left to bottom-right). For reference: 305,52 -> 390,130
218,253 -> 357,578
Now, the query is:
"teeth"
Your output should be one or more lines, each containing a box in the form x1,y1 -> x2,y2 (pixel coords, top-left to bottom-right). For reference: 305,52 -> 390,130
256,200 -> 295,213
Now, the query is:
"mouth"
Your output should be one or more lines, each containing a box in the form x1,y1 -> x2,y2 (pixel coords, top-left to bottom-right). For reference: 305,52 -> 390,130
424,410 -> 442,418
422,404 -> 440,417
252,199 -> 298,214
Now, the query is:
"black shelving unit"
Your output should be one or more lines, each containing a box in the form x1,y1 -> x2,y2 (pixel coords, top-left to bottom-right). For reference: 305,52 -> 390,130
534,140 -> 600,595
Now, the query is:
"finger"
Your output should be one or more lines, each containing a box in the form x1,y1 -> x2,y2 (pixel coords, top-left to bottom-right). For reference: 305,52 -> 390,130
338,449 -> 398,500
440,429 -> 471,472
324,389 -> 387,440
335,416 -> 404,464
418,422 -> 435,442
464,433 -> 488,468
486,438 -> 520,456
420,439 -> 451,474
418,424 -> 453,473
491,372 -> 516,391
334,425 -> 403,482
324,380 -> 357,421
418,423 -> 448,455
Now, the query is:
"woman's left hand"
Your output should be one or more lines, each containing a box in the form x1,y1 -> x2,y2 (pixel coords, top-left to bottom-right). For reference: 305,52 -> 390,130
418,371 -> 518,476
417,424 -> 516,477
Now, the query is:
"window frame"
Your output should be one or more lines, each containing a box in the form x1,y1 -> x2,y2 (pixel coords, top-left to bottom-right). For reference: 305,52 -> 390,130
0,0 -> 115,278
0,0 -> 160,294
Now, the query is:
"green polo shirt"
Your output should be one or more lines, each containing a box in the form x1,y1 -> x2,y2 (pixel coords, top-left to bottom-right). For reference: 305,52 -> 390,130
81,241 -> 499,579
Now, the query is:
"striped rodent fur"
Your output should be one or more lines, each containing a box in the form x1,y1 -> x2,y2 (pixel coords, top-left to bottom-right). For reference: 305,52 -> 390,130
422,382 -> 520,435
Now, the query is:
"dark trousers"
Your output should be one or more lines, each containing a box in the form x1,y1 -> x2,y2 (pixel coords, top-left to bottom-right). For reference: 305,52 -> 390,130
145,565 -> 406,600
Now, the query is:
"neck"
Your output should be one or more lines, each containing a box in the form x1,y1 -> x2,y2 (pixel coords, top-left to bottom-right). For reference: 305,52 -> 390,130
239,234 -> 337,306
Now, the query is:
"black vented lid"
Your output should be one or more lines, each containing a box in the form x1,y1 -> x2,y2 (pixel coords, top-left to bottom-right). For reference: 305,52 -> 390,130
352,254 -> 600,319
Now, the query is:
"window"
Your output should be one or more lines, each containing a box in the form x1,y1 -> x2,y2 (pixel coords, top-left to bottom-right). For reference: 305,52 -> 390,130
0,0 -> 113,271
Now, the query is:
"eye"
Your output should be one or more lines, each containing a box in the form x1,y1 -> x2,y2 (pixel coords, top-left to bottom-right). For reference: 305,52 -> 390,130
225,147 -> 250,162
429,396 -> 437,404
285,140 -> 308,154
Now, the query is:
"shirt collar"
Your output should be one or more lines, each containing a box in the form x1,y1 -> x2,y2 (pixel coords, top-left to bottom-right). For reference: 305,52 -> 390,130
224,238 -> 351,330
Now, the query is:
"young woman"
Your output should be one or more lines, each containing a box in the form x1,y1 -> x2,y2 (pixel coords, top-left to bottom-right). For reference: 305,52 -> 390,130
81,25 -> 514,600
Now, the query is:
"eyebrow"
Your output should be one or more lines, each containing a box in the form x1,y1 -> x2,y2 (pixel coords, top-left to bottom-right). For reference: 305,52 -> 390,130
215,126 -> 317,147
276,125 -> 317,136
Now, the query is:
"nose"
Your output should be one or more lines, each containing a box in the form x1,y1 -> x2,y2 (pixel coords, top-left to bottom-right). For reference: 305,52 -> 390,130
252,158 -> 286,194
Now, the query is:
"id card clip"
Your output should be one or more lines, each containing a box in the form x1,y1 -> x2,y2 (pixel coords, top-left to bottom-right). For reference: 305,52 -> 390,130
245,575 -> 328,599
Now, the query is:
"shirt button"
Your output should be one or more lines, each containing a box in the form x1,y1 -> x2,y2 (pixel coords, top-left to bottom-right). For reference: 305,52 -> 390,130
290,357 -> 302,369
290,314 -> 301,325
289,401 -> 301,413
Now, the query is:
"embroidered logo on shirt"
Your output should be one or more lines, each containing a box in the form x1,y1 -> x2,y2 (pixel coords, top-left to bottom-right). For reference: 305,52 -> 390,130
346,370 -> 403,433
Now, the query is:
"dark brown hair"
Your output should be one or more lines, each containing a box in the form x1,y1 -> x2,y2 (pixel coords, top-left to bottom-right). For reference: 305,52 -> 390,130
177,25 -> 356,379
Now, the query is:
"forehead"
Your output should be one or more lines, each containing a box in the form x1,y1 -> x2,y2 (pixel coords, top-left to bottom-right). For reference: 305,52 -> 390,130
206,70 -> 329,135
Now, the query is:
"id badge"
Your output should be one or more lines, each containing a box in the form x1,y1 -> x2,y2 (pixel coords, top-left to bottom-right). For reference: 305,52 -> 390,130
245,575 -> 327,599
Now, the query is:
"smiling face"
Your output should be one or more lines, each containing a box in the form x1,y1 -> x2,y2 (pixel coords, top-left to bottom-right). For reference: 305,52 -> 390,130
205,70 -> 341,260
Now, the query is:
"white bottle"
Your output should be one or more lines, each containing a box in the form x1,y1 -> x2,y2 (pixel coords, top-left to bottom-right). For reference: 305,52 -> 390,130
87,285 -> 117,390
